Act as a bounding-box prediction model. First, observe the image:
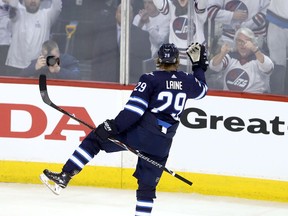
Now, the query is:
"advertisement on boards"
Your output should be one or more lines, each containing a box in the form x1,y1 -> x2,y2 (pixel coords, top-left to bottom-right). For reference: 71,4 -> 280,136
1,82 -> 288,182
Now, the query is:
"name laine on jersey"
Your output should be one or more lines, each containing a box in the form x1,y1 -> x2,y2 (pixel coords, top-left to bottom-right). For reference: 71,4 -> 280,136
166,80 -> 183,90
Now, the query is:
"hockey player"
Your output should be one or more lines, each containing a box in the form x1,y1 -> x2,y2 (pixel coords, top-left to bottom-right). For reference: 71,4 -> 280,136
40,42 -> 208,215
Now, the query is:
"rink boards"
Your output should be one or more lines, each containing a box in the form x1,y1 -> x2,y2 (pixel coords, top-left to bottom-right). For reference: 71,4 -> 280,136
1,78 -> 288,202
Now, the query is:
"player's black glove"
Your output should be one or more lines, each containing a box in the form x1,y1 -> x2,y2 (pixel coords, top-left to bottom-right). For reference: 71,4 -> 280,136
186,42 -> 209,72
94,119 -> 118,141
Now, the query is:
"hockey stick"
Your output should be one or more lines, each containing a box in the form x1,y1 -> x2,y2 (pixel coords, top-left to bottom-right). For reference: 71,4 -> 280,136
39,74 -> 193,186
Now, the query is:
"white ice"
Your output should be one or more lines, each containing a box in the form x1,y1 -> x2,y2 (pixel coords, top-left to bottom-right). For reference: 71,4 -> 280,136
1,183 -> 288,216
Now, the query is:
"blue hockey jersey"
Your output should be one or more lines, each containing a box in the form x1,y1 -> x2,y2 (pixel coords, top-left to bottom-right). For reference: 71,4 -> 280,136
114,67 -> 208,133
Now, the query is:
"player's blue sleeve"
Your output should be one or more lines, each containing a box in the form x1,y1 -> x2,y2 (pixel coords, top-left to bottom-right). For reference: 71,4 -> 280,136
114,74 -> 152,133
191,67 -> 208,99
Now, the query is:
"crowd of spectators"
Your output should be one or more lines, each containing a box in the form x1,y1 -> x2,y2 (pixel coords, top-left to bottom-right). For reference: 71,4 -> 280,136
0,0 -> 288,96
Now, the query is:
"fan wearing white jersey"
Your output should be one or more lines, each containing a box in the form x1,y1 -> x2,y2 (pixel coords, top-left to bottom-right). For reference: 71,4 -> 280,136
210,27 -> 274,93
133,0 -> 170,58
153,0 -> 207,66
207,0 -> 270,49
4,0 -> 62,75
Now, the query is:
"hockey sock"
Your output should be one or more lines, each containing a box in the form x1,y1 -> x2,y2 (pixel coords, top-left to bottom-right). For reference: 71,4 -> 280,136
135,198 -> 154,216
62,134 -> 101,175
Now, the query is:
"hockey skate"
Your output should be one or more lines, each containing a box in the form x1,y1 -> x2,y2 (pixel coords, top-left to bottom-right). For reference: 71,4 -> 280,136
40,169 -> 72,195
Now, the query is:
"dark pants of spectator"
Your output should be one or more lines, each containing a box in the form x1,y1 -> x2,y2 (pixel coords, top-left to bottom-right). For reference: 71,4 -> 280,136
270,64 -> 286,95
0,45 -> 9,76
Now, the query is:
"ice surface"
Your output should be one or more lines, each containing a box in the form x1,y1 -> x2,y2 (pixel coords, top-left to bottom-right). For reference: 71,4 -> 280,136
1,183 -> 288,216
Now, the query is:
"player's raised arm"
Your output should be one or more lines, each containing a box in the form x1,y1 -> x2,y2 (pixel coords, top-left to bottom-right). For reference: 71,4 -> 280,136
186,42 -> 209,99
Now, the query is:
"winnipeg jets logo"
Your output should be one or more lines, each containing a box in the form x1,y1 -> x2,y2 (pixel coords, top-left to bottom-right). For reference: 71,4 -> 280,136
225,0 -> 248,12
173,17 -> 196,40
225,68 -> 249,91
225,1 -> 248,29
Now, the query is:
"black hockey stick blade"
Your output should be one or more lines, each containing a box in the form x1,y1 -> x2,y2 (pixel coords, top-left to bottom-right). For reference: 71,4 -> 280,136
38,74 -> 193,186
39,74 -> 53,106
39,74 -> 94,130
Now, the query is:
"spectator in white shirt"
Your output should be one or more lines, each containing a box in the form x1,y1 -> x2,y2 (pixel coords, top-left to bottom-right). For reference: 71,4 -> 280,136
210,27 -> 274,93
133,0 -> 170,58
4,0 -> 62,76
152,0 -> 208,67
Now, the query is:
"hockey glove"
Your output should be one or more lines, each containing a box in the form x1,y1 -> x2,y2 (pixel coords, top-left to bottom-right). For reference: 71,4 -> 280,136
186,43 -> 209,71
94,119 -> 118,141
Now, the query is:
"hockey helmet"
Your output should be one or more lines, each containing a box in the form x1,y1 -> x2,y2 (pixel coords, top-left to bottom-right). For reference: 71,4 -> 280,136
158,43 -> 179,64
